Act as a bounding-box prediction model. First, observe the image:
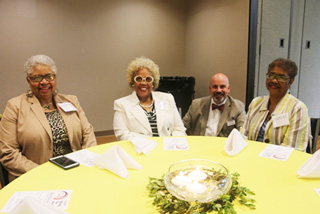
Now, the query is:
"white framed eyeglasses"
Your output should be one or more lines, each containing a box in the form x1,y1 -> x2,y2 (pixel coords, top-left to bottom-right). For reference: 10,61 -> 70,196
133,75 -> 154,84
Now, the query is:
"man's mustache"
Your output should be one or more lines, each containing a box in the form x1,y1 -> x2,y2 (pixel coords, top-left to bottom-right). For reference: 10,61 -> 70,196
214,92 -> 224,96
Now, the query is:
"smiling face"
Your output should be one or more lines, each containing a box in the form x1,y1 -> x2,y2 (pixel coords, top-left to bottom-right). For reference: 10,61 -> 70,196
133,67 -> 153,101
208,73 -> 230,104
27,64 -> 56,104
266,66 -> 293,99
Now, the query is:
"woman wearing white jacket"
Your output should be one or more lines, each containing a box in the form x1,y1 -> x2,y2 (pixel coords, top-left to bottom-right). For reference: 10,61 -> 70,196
113,56 -> 186,141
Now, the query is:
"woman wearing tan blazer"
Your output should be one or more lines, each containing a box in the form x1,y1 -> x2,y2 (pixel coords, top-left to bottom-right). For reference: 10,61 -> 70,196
0,55 -> 96,182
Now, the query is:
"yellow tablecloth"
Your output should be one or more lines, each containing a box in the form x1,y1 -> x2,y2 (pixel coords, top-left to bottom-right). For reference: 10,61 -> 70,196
0,136 -> 319,213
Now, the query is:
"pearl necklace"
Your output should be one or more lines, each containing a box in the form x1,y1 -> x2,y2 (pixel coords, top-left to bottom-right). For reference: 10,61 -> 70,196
139,100 -> 154,108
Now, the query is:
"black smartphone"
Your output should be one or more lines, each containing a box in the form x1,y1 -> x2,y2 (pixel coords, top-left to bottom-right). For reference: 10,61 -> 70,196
49,155 -> 79,170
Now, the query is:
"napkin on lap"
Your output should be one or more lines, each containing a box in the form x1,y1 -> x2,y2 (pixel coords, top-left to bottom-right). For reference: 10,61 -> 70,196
9,196 -> 68,214
128,137 -> 157,155
94,145 -> 143,179
297,149 -> 320,179
224,129 -> 248,156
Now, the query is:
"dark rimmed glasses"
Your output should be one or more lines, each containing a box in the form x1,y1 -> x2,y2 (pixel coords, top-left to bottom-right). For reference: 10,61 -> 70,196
133,75 -> 154,84
28,74 -> 56,83
266,72 -> 290,83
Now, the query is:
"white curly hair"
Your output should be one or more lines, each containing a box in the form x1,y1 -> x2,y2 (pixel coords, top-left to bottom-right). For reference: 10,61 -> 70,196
24,54 -> 57,76
126,56 -> 160,89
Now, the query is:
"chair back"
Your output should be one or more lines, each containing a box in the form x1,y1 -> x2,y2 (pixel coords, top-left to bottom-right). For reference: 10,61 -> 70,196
0,162 -> 9,189
307,118 -> 320,154
156,76 -> 195,118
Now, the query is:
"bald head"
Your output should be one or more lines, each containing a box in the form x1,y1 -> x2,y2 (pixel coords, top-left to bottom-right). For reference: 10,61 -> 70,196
210,73 -> 230,85
209,73 -> 231,104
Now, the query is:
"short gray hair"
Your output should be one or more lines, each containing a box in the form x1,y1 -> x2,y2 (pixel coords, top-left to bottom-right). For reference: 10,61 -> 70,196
24,54 -> 57,76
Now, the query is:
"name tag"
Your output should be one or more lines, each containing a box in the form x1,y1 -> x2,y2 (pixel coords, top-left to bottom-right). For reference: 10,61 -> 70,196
272,113 -> 289,128
155,100 -> 169,111
58,102 -> 78,112
227,120 -> 236,126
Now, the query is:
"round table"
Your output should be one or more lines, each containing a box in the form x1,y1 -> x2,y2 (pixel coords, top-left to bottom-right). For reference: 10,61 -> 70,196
0,136 -> 319,213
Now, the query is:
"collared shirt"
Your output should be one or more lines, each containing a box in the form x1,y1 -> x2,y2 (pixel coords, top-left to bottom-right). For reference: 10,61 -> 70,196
205,98 -> 227,136
241,93 -> 309,151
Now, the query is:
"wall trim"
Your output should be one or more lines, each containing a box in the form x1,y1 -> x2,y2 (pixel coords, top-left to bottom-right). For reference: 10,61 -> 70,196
95,130 -> 115,137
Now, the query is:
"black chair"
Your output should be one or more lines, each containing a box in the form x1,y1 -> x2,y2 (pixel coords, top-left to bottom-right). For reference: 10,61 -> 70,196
156,76 -> 195,118
307,118 -> 320,154
0,162 -> 9,188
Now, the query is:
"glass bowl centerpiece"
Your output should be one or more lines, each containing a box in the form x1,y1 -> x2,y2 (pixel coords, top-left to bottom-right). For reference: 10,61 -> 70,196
164,159 -> 231,203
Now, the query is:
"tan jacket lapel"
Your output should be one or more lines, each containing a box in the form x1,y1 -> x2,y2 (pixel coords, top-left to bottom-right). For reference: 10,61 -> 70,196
199,97 -> 211,136
216,97 -> 231,134
28,96 -> 52,141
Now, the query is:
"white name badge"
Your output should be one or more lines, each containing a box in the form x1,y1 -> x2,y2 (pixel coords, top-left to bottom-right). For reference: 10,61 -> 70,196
272,113 -> 289,128
58,102 -> 78,112
227,120 -> 236,126
155,100 -> 169,111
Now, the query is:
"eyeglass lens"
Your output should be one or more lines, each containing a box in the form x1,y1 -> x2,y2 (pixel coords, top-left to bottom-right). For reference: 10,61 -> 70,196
29,74 -> 55,82
266,73 -> 289,82
134,75 -> 154,83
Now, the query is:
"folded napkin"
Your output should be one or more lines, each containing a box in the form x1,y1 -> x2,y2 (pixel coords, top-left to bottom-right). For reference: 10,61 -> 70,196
94,145 -> 143,179
297,149 -> 320,179
9,196 -> 68,214
224,129 -> 248,156
128,137 -> 157,155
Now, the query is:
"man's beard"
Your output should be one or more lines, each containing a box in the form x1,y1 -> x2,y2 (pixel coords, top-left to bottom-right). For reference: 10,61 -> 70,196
213,92 -> 225,103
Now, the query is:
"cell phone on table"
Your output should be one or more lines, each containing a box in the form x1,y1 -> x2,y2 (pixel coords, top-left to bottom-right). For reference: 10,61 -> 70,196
49,155 -> 79,170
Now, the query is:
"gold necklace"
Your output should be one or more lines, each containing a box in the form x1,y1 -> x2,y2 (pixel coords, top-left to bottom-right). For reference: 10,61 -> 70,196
42,103 -> 52,110
139,100 -> 154,108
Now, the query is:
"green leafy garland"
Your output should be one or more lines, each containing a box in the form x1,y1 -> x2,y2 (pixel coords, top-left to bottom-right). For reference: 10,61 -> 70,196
147,172 -> 255,214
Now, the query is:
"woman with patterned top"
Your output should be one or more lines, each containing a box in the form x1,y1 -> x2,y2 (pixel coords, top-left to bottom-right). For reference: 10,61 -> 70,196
113,56 -> 186,141
0,54 -> 97,182
241,58 -> 310,152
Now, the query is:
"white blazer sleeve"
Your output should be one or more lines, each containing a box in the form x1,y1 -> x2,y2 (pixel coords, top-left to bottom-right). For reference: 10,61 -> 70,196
113,98 -> 151,141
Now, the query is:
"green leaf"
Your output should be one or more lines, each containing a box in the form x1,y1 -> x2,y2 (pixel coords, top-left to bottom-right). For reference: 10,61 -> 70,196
147,172 -> 255,214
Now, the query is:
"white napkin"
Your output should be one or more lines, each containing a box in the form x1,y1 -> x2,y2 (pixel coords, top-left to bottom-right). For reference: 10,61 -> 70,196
94,145 -> 143,179
297,149 -> 320,179
9,196 -> 68,214
128,137 -> 158,155
224,129 -> 248,156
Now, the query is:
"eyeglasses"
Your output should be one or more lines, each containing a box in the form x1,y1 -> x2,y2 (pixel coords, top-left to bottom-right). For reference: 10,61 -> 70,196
133,75 -> 154,84
266,72 -> 290,82
28,74 -> 56,82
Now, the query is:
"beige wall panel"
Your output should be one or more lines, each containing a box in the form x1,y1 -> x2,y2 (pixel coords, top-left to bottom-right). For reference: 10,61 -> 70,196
185,0 -> 249,102
0,0 -> 186,131
0,0 -> 249,131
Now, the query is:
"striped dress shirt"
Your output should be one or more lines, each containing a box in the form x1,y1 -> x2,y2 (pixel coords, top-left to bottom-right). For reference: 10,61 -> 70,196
142,105 -> 159,137
241,93 -> 309,151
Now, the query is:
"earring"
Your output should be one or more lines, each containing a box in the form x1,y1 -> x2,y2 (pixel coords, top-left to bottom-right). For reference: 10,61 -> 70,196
26,89 -> 34,98
53,89 -> 58,96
